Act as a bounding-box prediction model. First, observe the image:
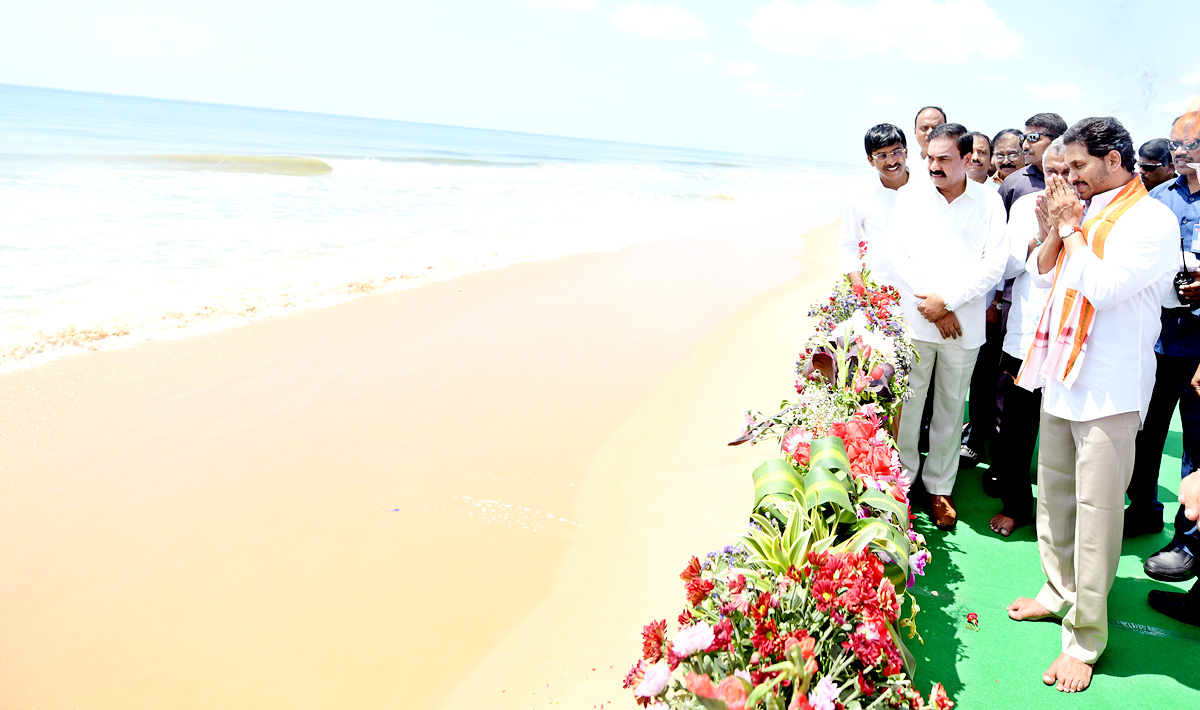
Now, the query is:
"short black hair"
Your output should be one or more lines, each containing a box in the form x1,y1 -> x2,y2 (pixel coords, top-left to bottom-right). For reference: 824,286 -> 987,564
914,105 -> 947,126
864,123 -> 907,158
1139,138 -> 1172,165
1062,117 -> 1136,173
928,123 -> 972,157
993,128 -> 1023,146
1025,112 -> 1067,136
969,131 -> 993,153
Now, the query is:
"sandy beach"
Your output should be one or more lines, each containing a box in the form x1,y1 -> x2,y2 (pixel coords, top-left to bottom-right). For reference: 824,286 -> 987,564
0,219 -> 840,709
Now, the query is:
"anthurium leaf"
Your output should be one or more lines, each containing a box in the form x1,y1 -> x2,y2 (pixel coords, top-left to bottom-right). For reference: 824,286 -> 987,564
697,697 -> 730,710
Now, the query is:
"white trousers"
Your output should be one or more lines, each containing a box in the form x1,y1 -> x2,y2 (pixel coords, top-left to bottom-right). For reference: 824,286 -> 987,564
897,339 -> 980,496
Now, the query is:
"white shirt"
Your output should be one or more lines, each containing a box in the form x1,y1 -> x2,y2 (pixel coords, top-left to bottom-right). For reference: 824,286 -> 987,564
882,177 -> 1008,350
1002,192 -> 1053,360
906,150 -> 931,186
1026,181 -> 1179,423
838,172 -> 907,280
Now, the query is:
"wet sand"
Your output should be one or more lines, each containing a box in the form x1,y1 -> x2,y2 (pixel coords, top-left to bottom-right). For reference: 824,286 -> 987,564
0,220 -> 839,709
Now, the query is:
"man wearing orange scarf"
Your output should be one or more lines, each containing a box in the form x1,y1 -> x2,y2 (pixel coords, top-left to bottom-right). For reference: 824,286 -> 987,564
1006,117 -> 1178,693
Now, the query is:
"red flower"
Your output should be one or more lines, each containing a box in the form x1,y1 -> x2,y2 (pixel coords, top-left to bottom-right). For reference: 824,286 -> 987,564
856,670 -> 876,697
680,556 -> 702,582
622,659 -> 645,689
929,682 -> 954,710
789,694 -> 815,710
708,618 -> 734,652
678,608 -> 694,627
641,619 -> 666,663
685,578 -> 715,606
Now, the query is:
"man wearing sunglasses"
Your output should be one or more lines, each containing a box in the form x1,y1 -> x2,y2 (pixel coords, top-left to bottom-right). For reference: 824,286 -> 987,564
999,113 -> 1068,215
1130,112 -> 1200,592
1138,138 -> 1176,191
839,123 -> 911,288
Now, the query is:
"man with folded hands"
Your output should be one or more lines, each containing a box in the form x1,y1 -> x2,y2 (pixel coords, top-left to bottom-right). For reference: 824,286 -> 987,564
1007,117 -> 1178,693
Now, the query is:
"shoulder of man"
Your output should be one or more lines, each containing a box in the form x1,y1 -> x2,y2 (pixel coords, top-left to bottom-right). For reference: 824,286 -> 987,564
1128,190 -> 1183,233
1149,176 -> 1183,202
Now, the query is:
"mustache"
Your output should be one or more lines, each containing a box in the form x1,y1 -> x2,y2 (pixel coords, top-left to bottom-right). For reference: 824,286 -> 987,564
929,170 -> 946,177
999,162 -> 1017,169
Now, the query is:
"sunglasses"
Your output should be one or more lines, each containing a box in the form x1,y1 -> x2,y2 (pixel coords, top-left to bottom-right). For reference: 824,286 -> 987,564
995,151 -> 1023,162
1169,139 -> 1200,151
1022,132 -> 1059,144
1138,162 -> 1167,172
871,147 -> 907,162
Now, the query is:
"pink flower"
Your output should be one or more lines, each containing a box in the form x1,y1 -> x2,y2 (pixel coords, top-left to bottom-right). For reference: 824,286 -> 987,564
635,662 -> 671,698
672,621 -> 714,657
685,672 -> 717,698
781,427 -> 811,455
716,677 -> 748,710
808,676 -> 839,710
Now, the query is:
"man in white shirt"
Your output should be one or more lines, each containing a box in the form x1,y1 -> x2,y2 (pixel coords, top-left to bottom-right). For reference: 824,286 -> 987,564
986,139 -> 1069,537
838,123 -> 910,287
1007,117 -> 1179,693
967,131 -> 996,188
905,106 -> 946,187
884,123 -> 1007,529
911,106 -> 946,162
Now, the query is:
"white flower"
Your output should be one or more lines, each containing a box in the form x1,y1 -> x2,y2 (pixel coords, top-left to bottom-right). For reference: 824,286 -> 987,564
671,621 -> 715,657
833,309 -> 871,339
634,662 -> 671,698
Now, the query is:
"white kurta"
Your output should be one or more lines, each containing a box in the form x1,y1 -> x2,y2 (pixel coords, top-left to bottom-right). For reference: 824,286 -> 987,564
1001,191 -> 1053,360
882,178 -> 1008,350
1025,181 -> 1179,424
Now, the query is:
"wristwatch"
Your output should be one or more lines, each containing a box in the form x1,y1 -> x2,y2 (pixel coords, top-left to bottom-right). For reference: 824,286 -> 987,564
1059,224 -> 1083,239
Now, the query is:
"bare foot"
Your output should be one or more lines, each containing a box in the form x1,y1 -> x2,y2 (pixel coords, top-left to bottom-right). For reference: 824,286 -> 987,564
1007,596 -> 1054,621
1042,653 -> 1092,693
990,512 -> 1016,537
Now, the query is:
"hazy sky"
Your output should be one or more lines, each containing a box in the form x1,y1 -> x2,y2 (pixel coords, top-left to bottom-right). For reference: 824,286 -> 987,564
2,0 -> 1194,162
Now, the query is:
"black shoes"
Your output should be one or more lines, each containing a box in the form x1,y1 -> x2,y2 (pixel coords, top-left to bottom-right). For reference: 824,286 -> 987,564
1123,507 -> 1165,539
1148,586 -> 1200,627
1145,539 -> 1197,582
959,444 -> 981,469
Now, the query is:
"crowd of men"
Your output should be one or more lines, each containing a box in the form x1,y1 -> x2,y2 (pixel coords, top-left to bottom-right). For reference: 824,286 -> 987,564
838,105 -> 1200,693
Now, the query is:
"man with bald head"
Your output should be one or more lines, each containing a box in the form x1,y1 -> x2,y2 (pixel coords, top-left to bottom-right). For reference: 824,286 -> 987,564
908,106 -> 946,183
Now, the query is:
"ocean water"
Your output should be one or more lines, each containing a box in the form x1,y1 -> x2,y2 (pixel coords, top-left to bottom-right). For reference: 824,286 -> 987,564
0,83 -> 856,371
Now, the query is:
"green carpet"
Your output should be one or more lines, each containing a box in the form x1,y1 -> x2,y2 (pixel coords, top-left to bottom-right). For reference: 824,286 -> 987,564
906,407 -> 1200,707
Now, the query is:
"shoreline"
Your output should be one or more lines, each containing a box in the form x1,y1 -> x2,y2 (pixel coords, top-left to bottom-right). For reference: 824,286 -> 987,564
0,218 -> 839,708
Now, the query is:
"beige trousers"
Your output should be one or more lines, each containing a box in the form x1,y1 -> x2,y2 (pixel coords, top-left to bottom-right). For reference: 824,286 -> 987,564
1034,408 -> 1140,664
897,340 -> 979,496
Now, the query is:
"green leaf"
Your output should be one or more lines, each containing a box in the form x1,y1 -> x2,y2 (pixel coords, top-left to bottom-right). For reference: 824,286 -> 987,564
858,487 -> 909,526
746,673 -> 788,707
752,458 -> 807,509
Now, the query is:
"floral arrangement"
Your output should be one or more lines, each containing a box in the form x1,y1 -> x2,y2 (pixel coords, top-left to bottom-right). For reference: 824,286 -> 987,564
623,272 -> 950,709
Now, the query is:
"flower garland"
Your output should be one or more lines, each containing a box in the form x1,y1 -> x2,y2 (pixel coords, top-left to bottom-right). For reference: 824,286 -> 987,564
624,272 -> 950,710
